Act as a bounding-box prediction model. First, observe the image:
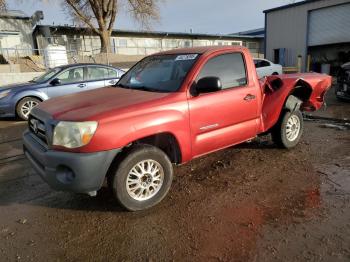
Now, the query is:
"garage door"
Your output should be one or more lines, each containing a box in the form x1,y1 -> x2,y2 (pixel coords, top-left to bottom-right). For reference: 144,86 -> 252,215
308,3 -> 350,46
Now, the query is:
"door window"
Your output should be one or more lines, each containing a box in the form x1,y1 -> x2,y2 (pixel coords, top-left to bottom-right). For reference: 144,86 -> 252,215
108,69 -> 122,78
254,59 -> 270,68
197,53 -> 247,89
57,67 -> 84,84
87,67 -> 108,81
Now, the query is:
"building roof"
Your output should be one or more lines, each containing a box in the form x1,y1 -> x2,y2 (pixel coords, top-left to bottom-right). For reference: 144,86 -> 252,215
264,0 -> 323,13
33,25 -> 264,40
231,28 -> 265,37
0,10 -> 31,19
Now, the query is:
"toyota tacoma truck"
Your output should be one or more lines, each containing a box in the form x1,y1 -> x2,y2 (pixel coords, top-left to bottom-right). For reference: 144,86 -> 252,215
23,46 -> 332,211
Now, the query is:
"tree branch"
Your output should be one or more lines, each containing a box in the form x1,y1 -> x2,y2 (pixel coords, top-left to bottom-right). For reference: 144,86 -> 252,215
108,0 -> 117,32
65,0 -> 100,35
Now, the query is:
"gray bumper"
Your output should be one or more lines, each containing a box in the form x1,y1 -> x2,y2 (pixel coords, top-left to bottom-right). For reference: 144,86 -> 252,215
23,130 -> 121,194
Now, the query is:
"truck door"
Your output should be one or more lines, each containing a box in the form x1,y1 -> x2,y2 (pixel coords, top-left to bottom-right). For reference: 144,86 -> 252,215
188,52 -> 259,158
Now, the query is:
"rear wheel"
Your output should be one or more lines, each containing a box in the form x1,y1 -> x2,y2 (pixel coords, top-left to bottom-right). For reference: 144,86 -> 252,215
272,110 -> 303,149
16,97 -> 40,120
110,144 -> 173,211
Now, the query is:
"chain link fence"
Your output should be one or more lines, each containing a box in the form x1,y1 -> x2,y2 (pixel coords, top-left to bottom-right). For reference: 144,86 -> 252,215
0,43 -> 264,73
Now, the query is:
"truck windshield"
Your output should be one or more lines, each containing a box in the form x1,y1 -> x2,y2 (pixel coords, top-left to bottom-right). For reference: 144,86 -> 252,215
117,54 -> 200,92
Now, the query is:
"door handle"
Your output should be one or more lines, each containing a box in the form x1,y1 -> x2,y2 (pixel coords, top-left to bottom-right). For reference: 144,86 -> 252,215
109,80 -> 117,85
78,83 -> 86,88
244,94 -> 256,101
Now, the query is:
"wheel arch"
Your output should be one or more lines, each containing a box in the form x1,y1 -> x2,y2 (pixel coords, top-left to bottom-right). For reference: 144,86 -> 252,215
288,79 -> 313,103
16,95 -> 43,105
262,78 -> 312,133
131,132 -> 182,164
15,95 -> 43,115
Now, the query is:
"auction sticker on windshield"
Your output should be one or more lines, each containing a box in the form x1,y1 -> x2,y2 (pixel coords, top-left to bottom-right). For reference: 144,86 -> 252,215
175,54 -> 198,61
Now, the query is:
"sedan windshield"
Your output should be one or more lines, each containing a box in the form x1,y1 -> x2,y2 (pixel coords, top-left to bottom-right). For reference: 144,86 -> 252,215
117,54 -> 200,92
32,68 -> 61,83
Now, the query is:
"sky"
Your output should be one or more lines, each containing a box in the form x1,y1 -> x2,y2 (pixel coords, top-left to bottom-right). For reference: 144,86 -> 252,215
8,0 -> 296,34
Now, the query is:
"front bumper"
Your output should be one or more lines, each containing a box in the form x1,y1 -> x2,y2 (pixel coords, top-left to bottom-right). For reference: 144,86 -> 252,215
0,102 -> 15,117
23,130 -> 121,194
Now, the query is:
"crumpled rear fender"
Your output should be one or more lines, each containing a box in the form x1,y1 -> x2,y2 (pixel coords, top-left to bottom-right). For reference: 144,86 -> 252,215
259,73 -> 332,133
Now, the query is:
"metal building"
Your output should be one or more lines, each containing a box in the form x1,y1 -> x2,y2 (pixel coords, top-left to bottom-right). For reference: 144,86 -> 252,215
0,10 -> 43,57
32,25 -> 264,57
264,0 -> 350,73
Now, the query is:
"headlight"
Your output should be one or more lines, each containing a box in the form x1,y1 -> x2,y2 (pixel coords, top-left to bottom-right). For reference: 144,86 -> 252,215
53,121 -> 98,149
0,90 -> 11,99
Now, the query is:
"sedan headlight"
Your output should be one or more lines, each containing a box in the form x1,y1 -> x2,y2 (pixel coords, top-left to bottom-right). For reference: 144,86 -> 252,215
53,121 -> 98,149
0,90 -> 11,99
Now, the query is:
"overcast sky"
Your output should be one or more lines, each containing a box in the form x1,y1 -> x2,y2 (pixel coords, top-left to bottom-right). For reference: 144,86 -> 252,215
8,0 -> 296,34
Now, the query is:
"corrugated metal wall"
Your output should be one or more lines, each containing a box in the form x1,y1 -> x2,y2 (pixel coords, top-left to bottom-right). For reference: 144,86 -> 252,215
309,3 -> 350,46
265,0 -> 350,71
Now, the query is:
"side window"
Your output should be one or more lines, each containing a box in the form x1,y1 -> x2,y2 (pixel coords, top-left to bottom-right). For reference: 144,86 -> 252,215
254,59 -> 262,68
260,60 -> 271,67
87,67 -> 108,81
108,69 -> 120,78
197,53 -> 247,89
57,67 -> 84,84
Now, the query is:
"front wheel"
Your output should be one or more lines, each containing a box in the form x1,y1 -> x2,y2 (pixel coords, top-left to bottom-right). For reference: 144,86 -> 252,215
16,97 -> 40,120
272,110 -> 303,149
110,144 -> 173,211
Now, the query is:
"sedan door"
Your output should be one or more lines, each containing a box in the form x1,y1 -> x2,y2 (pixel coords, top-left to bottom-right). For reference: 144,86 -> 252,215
47,67 -> 87,98
105,68 -> 124,86
255,59 -> 271,78
86,66 -> 109,90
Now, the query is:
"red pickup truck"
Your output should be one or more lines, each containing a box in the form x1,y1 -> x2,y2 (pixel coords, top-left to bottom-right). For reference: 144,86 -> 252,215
23,46 -> 332,211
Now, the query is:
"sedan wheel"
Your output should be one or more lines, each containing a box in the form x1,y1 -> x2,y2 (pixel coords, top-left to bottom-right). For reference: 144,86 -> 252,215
16,97 -> 40,120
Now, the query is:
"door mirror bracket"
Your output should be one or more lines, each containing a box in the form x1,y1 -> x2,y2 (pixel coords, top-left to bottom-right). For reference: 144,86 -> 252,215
50,78 -> 61,86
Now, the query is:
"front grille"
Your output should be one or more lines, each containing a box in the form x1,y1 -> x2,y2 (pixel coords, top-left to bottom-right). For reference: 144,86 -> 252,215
28,115 -> 48,145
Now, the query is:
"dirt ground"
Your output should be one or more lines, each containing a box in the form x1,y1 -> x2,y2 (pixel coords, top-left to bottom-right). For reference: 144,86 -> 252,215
0,91 -> 349,262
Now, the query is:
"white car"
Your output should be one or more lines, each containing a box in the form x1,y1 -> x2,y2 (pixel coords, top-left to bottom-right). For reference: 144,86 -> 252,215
254,58 -> 283,78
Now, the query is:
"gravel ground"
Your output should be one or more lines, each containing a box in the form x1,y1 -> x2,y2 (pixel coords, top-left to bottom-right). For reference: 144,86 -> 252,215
0,91 -> 349,262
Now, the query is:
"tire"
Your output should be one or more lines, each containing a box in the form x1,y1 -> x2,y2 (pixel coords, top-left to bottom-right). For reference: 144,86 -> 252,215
272,110 -> 303,149
110,144 -> 173,211
272,72 -> 279,75
16,97 -> 41,120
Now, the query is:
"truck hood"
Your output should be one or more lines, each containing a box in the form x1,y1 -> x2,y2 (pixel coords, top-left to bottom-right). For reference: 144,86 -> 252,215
37,87 -> 171,121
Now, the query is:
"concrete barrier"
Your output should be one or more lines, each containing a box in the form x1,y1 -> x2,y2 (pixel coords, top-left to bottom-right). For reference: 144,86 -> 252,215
0,72 -> 44,86
0,64 -> 21,73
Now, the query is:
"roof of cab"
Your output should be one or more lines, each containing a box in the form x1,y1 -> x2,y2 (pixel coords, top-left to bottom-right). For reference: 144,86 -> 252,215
154,46 -> 247,56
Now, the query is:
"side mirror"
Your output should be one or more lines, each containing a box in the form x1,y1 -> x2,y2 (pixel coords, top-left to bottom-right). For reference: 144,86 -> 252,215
195,77 -> 222,94
50,78 -> 61,86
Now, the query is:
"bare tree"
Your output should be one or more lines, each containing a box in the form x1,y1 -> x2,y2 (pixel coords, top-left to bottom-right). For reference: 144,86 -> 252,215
63,0 -> 160,53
